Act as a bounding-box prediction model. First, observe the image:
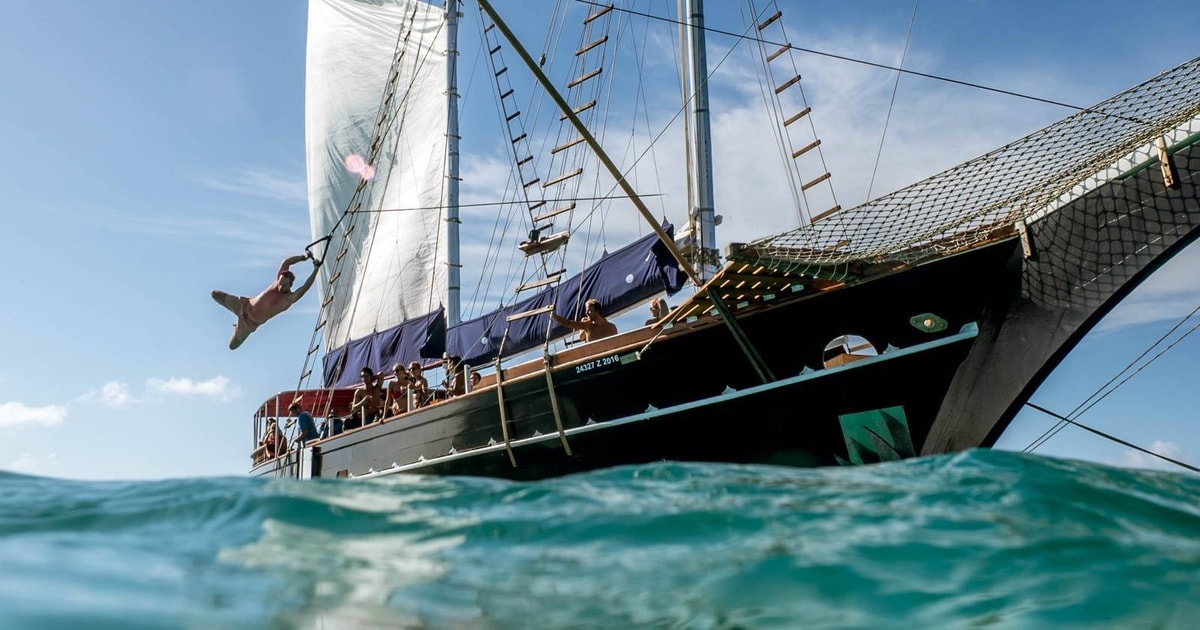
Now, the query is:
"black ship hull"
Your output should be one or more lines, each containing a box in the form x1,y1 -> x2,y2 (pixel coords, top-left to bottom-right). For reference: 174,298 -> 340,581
252,138 -> 1200,480
253,240 -> 1015,480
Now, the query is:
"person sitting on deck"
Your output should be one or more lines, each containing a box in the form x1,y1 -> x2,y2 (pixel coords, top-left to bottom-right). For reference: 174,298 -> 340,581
211,252 -> 321,350
553,298 -> 617,343
348,367 -> 385,428
644,297 -> 671,326
408,361 -> 430,408
272,422 -> 287,456
253,419 -> 279,463
289,399 -> 320,444
386,363 -> 412,417
470,371 -> 481,390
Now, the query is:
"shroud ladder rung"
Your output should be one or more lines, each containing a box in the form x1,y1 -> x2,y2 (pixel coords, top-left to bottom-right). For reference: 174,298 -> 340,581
801,172 -> 832,191
517,270 -> 566,292
533,202 -> 575,223
507,304 -> 555,322
543,168 -> 583,188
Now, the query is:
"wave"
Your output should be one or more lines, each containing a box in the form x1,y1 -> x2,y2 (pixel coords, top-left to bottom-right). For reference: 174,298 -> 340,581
2,450 -> 1198,628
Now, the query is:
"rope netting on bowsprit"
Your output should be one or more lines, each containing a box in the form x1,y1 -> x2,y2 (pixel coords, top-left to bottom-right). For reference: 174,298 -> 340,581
737,56 -> 1200,277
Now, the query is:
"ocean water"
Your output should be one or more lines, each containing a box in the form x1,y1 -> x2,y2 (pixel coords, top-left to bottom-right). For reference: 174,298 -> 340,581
1,450 -> 1198,629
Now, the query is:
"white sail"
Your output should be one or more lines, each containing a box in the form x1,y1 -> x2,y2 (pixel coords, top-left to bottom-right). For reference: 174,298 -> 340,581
306,0 -> 448,348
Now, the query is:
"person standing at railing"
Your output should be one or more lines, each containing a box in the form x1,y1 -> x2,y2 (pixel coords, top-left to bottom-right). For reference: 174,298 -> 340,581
289,399 -> 320,444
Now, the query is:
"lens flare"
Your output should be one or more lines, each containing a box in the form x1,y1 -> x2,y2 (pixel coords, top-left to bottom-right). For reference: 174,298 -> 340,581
343,154 -> 366,173
342,154 -> 376,180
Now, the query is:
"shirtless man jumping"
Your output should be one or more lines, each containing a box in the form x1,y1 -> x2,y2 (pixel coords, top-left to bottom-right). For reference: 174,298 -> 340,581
212,252 -> 321,350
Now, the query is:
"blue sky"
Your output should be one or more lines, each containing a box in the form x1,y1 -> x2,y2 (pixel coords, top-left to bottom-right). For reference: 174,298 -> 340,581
0,0 -> 1196,479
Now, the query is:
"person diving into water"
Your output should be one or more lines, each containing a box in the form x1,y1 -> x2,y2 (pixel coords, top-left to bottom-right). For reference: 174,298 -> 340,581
212,251 -> 321,350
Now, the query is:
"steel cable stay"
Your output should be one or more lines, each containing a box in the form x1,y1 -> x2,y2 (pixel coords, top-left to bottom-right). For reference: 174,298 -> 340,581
1024,303 -> 1200,452
1022,304 -> 1200,472
563,2 -> 765,242
1024,403 -> 1200,475
865,0 -> 919,202
576,0 -> 1154,127
1024,303 -> 1200,453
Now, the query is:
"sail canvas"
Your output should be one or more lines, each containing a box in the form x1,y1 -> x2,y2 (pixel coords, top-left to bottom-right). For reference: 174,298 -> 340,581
306,0 -> 449,349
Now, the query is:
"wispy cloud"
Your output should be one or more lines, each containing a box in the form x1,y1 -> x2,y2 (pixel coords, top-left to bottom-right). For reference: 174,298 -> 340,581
78,376 -> 240,406
146,376 -> 240,402
6,452 -> 56,473
80,381 -> 137,407
1116,440 -> 1192,473
198,169 -> 308,205
1097,246 -> 1200,332
0,402 -> 67,429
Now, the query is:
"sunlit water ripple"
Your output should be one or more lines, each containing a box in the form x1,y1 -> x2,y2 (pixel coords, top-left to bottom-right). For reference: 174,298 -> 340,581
1,449 -> 1198,628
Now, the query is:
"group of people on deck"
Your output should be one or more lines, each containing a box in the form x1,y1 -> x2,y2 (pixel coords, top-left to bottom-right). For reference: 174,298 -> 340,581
252,399 -> 319,464
229,254 -> 655,461
341,355 -> 479,429
346,362 -> 429,429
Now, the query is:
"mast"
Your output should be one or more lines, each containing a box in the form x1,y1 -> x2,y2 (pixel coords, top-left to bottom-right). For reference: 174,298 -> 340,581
475,0 -> 774,384
445,0 -> 462,325
685,0 -> 718,282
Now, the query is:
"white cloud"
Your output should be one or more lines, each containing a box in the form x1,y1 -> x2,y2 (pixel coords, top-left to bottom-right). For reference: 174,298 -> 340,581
0,402 -> 67,429
1117,440 -> 1191,473
6,452 -> 56,473
146,376 -> 240,402
80,380 -> 136,407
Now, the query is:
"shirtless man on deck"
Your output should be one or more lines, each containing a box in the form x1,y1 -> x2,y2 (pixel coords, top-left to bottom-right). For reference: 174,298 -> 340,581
212,252 -> 321,350
553,298 -> 617,343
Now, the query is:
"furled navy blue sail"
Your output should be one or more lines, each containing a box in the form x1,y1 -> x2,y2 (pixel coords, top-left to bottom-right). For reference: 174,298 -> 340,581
322,306 -> 446,387
447,222 -> 683,366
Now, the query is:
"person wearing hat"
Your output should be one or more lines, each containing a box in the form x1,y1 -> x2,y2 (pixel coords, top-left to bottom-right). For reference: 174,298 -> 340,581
289,399 -> 320,444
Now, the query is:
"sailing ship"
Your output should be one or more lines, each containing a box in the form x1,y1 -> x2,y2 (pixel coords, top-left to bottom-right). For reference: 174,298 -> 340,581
250,0 -> 1200,480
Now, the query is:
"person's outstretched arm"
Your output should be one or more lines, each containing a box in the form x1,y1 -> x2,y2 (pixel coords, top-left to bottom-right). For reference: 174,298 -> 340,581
292,258 -> 322,301
552,313 -> 585,331
279,254 -> 308,275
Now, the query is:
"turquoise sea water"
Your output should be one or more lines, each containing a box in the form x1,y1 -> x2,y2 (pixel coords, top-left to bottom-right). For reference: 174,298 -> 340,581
2,449 -> 1198,629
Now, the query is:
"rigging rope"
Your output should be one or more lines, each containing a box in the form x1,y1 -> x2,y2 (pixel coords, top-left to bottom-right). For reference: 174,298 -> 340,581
1024,402 -> 1200,474
1023,304 -> 1200,454
575,0 -> 1149,125
294,2 -> 442,404
866,0 -> 918,201
346,194 -> 659,213
565,3 -> 765,241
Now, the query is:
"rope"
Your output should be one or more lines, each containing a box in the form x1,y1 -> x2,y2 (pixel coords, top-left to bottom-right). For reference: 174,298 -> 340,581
293,2 -> 442,404
1024,305 -> 1200,453
866,0 -> 918,201
575,0 -> 1150,125
1024,402 -> 1200,474
566,2 -> 764,240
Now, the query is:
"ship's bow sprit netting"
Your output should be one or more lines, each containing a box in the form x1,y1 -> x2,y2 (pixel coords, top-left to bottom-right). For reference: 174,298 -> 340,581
739,56 -> 1200,275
